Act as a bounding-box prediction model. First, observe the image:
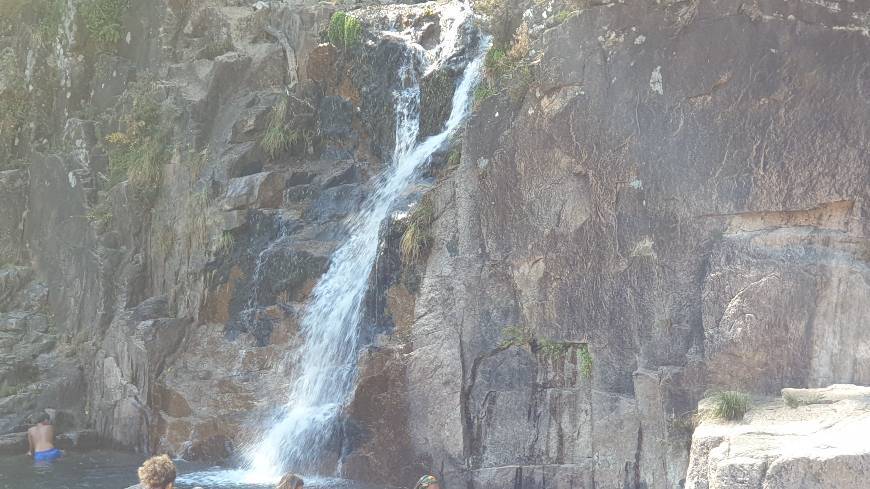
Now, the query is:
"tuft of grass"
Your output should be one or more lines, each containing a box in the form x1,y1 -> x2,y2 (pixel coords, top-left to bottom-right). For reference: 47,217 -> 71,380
538,338 -> 570,360
400,197 -> 435,264
577,343 -> 592,378
447,147 -> 461,170
710,391 -> 750,421
214,231 -> 235,256
328,11 -> 362,49
85,203 -> 113,228
156,226 -> 175,257
473,83 -> 496,106
0,381 -> 22,398
670,411 -> 699,433
553,10 -> 575,24
260,97 -> 300,160
499,325 -> 533,349
184,190 -> 210,246
82,0 -> 129,48
105,80 -> 165,200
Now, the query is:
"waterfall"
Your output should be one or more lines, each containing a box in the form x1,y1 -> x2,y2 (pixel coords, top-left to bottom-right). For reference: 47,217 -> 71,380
239,6 -> 489,482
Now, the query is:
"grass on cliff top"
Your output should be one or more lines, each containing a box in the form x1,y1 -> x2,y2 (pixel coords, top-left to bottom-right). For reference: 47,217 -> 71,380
328,11 -> 362,50
709,391 -> 750,421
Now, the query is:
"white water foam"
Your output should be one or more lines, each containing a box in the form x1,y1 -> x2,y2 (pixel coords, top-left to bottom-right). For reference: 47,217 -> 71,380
239,4 -> 489,483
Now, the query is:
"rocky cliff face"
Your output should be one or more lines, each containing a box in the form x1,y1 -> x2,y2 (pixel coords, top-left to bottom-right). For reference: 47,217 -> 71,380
1,0 -> 869,488
0,0 -> 460,460
345,0 -> 870,488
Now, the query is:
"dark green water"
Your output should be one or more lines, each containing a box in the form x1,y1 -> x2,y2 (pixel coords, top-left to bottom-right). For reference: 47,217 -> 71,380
0,450 -> 383,489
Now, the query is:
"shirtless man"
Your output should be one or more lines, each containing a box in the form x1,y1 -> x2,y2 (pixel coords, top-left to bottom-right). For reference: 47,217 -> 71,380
27,413 -> 61,461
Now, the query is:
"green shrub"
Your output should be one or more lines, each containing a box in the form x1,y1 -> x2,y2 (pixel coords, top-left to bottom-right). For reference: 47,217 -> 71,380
82,0 -> 128,48
710,391 -> 750,421
400,197 -> 434,264
328,11 -> 362,49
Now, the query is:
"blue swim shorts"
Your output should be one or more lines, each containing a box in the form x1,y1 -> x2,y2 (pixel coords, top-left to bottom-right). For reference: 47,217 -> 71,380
33,447 -> 62,461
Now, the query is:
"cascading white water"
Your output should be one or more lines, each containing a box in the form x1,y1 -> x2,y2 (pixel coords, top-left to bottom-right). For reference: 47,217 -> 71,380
239,5 -> 489,482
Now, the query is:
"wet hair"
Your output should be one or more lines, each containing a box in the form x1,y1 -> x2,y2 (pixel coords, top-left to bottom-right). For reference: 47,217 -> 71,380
414,475 -> 439,489
277,473 -> 304,489
137,454 -> 177,489
34,413 -> 50,424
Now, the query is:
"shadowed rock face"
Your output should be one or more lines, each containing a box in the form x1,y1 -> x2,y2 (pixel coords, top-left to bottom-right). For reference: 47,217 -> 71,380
343,1 -> 870,488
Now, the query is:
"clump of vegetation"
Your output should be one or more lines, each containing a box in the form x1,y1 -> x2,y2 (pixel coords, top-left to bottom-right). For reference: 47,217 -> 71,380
499,325 -> 534,349
0,381 -> 22,398
783,391 -> 825,409
184,189 -> 210,247
553,10 -> 575,24
447,147 -> 462,170
476,22 -> 535,107
0,0 -> 64,43
328,11 -> 362,49
214,231 -> 235,256
473,84 -> 496,106
85,203 -> 113,228
401,197 -> 435,264
577,343 -> 593,378
670,410 -> 699,434
155,226 -> 175,257
82,0 -> 129,48
260,96 -> 300,160
104,79 -> 166,201
499,326 -> 593,379
538,338 -> 571,360
710,391 -> 750,421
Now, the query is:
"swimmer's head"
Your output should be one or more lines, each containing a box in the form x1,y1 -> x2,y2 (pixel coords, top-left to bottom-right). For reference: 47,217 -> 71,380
137,454 -> 177,489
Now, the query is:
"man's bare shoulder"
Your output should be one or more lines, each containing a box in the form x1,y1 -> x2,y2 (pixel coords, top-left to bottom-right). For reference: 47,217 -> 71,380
27,425 -> 37,434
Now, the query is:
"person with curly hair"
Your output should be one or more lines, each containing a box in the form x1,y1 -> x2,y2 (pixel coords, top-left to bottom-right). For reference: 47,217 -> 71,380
276,472 -> 304,489
413,474 -> 441,489
137,454 -> 177,489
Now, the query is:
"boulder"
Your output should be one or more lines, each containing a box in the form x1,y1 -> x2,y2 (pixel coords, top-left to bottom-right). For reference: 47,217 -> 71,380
222,171 -> 285,211
686,385 -> 870,489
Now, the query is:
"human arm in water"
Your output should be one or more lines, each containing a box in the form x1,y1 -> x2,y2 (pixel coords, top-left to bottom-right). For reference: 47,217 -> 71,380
27,429 -> 33,457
